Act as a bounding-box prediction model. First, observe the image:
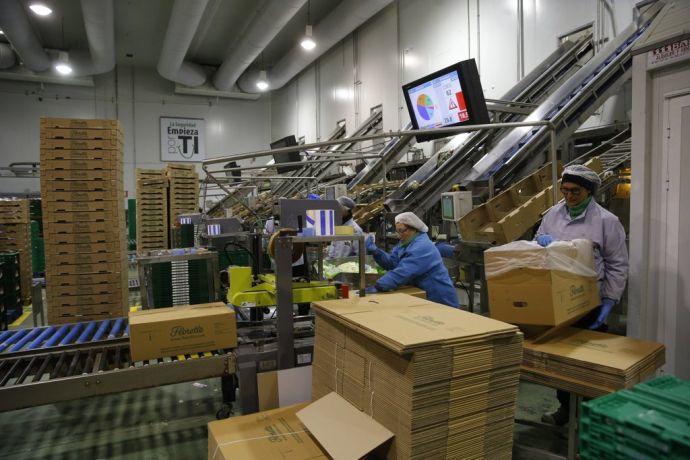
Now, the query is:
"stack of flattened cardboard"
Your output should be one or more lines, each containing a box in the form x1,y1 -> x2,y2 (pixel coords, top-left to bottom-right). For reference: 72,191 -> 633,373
311,293 -> 523,459
135,168 -> 168,253
522,328 -> 665,398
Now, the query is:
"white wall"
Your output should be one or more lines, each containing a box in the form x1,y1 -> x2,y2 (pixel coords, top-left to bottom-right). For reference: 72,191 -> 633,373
270,0 -> 642,142
0,67 -> 270,197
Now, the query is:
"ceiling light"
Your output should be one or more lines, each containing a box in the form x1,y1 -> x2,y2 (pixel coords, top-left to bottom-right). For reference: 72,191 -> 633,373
29,3 -> 53,16
300,25 -> 316,51
54,51 -> 72,75
0,30 -> 4,35
256,70 -> 269,91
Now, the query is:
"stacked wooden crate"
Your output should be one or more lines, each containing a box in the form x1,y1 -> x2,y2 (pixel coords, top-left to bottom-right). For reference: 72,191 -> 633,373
166,163 -> 199,246
0,199 -> 32,305
135,168 -> 168,253
40,117 -> 128,324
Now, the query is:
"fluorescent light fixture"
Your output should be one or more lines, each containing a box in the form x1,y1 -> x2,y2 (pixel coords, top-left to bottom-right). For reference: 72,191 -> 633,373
29,3 -> 53,16
256,70 -> 269,91
54,51 -> 72,75
300,25 -> 316,51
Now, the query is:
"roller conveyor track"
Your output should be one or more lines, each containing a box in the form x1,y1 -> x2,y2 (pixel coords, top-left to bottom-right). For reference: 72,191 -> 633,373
0,342 -> 235,412
0,317 -> 129,355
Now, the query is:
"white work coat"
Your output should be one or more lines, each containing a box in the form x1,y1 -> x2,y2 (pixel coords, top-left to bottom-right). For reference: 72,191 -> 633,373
536,199 -> 628,301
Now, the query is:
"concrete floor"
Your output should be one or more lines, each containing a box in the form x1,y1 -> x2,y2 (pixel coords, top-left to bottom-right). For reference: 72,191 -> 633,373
0,274 -> 570,459
0,379 -> 568,459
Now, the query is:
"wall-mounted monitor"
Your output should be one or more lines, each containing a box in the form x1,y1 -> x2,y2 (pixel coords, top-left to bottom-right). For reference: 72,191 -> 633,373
270,135 -> 301,174
402,59 -> 489,142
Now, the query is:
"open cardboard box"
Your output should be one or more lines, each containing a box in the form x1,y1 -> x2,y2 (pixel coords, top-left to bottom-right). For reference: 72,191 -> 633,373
208,392 -> 393,460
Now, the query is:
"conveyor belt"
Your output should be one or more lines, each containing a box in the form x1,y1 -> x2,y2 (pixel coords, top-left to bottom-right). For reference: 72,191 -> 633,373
0,342 -> 235,412
385,32 -> 596,214
0,317 -> 129,355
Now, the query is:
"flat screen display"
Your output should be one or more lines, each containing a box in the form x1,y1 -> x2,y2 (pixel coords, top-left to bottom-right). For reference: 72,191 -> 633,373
270,135 -> 301,174
407,70 -> 469,130
402,59 -> 489,142
441,195 -> 455,220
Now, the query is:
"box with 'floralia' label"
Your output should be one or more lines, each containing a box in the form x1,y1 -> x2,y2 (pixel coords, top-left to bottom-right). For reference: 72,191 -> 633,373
128,302 -> 236,361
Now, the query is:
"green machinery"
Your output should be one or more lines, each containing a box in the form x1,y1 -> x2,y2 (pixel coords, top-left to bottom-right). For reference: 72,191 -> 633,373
227,266 -> 337,308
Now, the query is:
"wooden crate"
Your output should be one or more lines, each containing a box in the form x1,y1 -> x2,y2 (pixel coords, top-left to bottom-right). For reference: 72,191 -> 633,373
43,190 -> 114,202
41,158 -> 123,171
40,127 -> 122,140
40,149 -> 122,161
40,138 -> 123,150
41,117 -> 121,130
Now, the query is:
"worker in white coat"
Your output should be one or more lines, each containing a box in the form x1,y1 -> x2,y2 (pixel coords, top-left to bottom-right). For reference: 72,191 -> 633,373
536,164 -> 628,425
326,196 -> 364,259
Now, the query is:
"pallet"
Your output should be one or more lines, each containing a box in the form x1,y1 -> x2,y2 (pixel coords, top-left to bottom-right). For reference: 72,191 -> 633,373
43,210 -> 124,224
41,159 -> 123,171
46,272 -> 126,286
40,127 -> 122,140
40,117 -> 121,130
42,190 -> 114,202
45,232 -> 125,245
44,201 -> 122,213
40,149 -> 122,161
43,221 -> 123,235
42,169 -> 122,181
47,292 -> 126,307
40,138 -> 123,150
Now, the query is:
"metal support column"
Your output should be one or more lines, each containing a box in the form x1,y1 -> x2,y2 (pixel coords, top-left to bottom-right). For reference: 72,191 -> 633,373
275,237 -> 295,369
550,126 -> 560,204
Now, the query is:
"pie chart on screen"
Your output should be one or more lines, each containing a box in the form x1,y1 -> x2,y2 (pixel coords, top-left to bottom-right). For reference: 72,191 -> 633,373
416,94 -> 434,120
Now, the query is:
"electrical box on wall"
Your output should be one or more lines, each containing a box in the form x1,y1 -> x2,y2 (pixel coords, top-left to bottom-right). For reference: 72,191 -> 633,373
324,184 -> 348,201
441,191 -> 473,221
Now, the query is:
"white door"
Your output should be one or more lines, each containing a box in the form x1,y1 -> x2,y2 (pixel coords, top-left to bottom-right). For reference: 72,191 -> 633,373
659,93 -> 690,379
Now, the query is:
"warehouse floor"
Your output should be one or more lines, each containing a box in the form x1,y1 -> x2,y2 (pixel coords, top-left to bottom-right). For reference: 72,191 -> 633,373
0,282 -> 572,459
0,378 -> 567,459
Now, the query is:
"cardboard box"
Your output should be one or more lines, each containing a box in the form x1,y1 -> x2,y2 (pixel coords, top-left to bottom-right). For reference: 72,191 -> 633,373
306,209 -> 335,236
129,303 -> 237,361
311,294 -> 523,459
207,403 -> 327,460
485,240 -> 600,326
257,366 -> 313,412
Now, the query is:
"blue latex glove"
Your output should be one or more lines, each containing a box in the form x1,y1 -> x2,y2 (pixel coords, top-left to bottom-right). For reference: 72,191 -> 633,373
536,234 -> 553,247
589,298 -> 615,330
365,235 -> 378,253
364,285 -> 378,294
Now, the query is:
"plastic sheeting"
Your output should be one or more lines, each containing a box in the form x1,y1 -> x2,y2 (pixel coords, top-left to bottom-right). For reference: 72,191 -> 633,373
484,239 -> 597,279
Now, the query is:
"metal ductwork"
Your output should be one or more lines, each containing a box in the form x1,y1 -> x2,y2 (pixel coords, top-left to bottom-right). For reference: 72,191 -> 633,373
0,44 -> 16,69
68,0 -> 115,76
237,0 -> 393,93
212,0 -> 306,92
0,0 -> 51,72
156,0 -> 209,87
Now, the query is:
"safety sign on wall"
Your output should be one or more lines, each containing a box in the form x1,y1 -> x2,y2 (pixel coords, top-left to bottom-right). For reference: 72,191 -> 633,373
160,117 -> 206,162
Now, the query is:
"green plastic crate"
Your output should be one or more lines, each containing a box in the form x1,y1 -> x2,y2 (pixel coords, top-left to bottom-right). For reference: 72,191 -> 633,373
633,375 -> 690,412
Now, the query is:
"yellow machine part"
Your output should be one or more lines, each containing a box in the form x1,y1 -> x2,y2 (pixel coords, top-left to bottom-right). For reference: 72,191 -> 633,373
228,266 -> 337,307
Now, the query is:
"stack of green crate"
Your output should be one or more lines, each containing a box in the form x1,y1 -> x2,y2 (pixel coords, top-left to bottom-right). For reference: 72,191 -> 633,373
0,251 -> 22,324
147,258 -> 212,308
127,198 -> 136,251
30,220 -> 45,274
580,375 -> 690,459
29,199 -> 42,235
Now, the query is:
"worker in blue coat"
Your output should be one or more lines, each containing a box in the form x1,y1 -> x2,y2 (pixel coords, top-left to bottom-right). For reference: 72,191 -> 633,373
365,212 -> 459,308
536,164 -> 629,425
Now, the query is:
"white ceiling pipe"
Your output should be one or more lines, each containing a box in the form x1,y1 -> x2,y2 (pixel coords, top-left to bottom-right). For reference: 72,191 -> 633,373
212,0 -> 306,92
156,0 -> 210,87
237,0 -> 393,93
0,43 -> 16,69
68,0 -> 115,76
0,0 -> 51,72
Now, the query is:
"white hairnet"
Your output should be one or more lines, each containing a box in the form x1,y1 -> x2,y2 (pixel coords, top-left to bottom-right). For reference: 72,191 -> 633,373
562,164 -> 601,192
336,196 -> 356,210
395,212 -> 429,233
